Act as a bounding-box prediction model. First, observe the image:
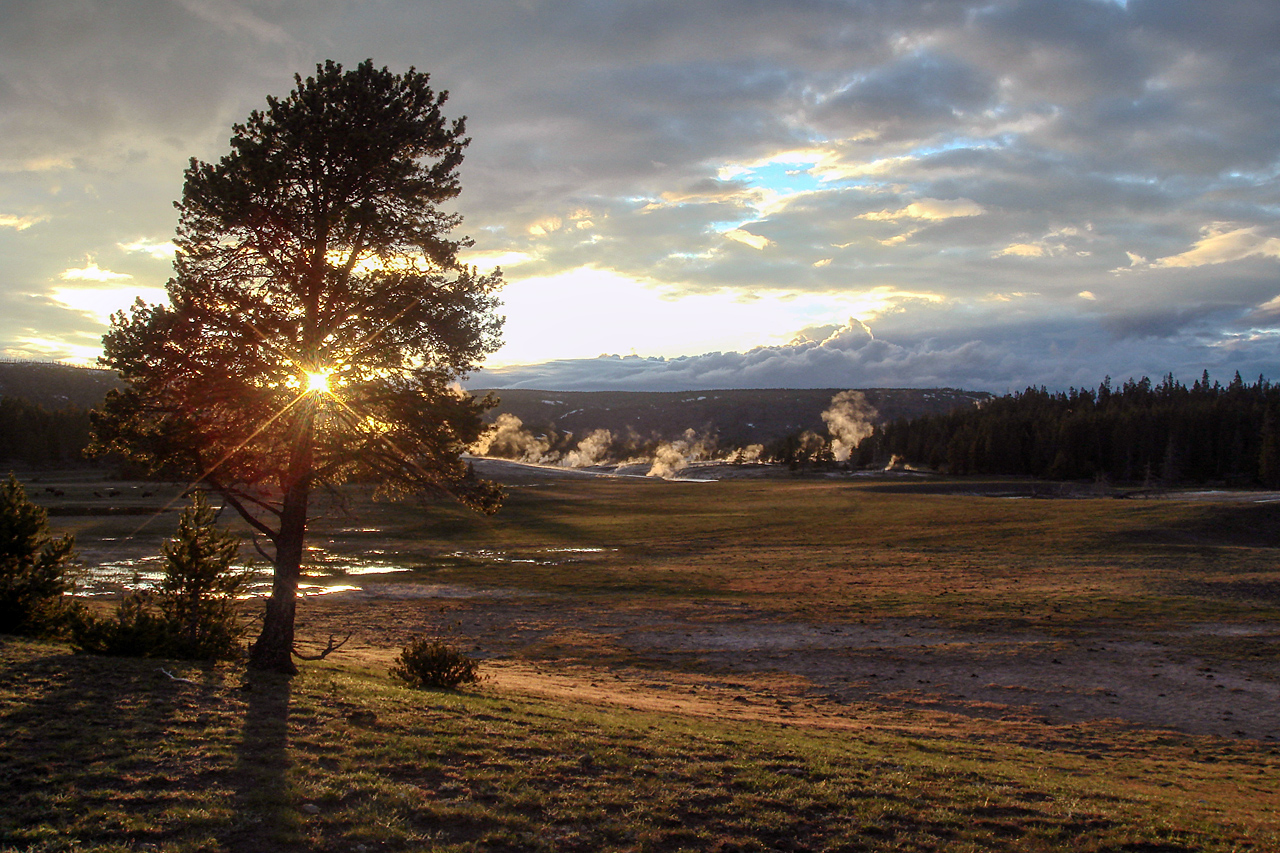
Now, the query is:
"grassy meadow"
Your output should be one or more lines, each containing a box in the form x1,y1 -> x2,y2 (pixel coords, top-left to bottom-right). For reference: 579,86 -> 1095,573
2,466 -> 1279,851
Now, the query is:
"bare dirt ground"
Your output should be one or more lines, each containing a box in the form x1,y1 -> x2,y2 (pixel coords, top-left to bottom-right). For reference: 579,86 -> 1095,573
301,585 -> 1280,745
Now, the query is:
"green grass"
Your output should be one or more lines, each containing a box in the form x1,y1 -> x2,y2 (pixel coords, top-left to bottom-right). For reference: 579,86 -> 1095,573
307,478 -> 1280,634
2,638 -> 1276,853
7,470 -> 1280,850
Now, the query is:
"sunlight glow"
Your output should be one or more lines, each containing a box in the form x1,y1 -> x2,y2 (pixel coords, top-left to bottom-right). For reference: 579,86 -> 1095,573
484,266 -> 945,367
51,284 -> 170,324
305,369 -> 334,394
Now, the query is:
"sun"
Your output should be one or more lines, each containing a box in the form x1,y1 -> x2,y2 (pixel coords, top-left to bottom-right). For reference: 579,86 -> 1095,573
304,369 -> 333,394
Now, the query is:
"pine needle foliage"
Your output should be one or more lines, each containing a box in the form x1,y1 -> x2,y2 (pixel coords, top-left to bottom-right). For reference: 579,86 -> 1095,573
74,492 -> 248,660
391,636 -> 480,689
90,59 -> 504,673
0,473 -> 77,637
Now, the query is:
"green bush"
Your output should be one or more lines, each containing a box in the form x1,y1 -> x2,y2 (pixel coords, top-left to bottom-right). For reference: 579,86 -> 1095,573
74,492 -> 248,660
0,473 -> 78,637
71,593 -> 171,657
390,636 -> 480,689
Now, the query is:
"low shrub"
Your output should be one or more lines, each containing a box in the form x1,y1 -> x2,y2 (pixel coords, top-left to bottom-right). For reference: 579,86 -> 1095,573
71,593 -> 171,657
0,473 -> 79,637
73,492 -> 247,660
390,636 -> 480,689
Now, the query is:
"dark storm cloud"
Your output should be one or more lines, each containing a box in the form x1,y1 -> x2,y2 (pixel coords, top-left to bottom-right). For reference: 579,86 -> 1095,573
813,51 -> 999,138
471,311 -> 1277,394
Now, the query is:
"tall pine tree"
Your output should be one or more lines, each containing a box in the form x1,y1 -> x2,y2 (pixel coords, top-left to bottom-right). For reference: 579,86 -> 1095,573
91,61 -> 503,673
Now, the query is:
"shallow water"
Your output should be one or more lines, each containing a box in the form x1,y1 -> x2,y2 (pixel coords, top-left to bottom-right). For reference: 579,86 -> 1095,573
73,544 -> 613,597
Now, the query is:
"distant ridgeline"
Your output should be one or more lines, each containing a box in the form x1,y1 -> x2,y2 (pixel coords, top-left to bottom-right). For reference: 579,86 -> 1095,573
861,373 -> 1280,486
8,361 -> 1275,485
0,362 -> 120,466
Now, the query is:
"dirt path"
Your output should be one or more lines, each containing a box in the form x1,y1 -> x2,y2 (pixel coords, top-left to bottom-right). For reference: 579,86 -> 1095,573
301,584 -> 1280,743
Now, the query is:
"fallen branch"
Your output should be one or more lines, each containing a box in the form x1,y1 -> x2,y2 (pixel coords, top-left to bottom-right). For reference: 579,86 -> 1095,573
292,633 -> 352,661
157,667 -> 197,684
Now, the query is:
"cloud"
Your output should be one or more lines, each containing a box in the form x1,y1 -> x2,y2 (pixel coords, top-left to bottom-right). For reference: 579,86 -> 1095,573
723,229 -> 772,250
471,317 -> 1011,391
472,306 -> 1280,395
118,238 -> 177,260
996,243 -> 1045,258
172,0 -> 290,43
0,214 -> 47,231
3,0 -> 1280,390
1149,225 -> 1280,269
1242,295 -> 1280,328
858,198 -> 986,222
51,284 -> 168,323
59,262 -> 132,283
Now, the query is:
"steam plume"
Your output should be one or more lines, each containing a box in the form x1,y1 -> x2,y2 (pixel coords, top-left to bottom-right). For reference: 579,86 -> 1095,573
560,429 -> 613,468
472,413 -> 555,464
821,390 -> 878,461
646,428 -> 716,478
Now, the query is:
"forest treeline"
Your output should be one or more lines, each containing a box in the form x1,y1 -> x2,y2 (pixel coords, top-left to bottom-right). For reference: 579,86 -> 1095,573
857,372 -> 1280,486
0,396 -> 93,466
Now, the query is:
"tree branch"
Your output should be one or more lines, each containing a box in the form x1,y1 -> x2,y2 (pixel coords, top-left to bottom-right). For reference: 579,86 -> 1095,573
250,533 -> 276,564
208,481 -> 280,540
292,632 -> 352,661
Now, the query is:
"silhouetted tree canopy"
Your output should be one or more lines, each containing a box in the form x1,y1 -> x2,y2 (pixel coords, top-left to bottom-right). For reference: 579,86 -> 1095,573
91,60 -> 503,673
859,372 -> 1279,486
0,397 -> 92,466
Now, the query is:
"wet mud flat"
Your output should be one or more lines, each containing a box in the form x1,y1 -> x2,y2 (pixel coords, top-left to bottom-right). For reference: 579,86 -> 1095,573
300,585 -> 1280,743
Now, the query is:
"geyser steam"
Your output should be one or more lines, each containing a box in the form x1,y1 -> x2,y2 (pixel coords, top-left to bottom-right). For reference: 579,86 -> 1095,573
821,390 -> 878,461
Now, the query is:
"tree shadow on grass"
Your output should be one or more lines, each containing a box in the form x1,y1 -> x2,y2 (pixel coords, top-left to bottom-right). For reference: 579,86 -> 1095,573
0,640 -> 231,848
220,669 -> 301,852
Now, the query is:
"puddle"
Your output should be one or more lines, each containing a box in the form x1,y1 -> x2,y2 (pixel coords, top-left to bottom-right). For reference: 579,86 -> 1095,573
302,546 -> 413,577
74,545 -> 613,597
436,547 -> 614,567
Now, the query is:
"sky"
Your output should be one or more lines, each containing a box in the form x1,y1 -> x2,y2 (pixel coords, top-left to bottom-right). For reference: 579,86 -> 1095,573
1,0 -> 1278,393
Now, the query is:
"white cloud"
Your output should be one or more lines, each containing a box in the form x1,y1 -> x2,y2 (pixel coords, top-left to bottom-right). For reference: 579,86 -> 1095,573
723,229 -> 773,250
51,284 -> 169,323
995,243 -> 1044,258
1149,225 -> 1280,269
8,335 -> 104,365
59,262 -> 132,282
0,214 -> 48,231
118,238 -> 178,259
459,249 -> 534,272
858,198 -> 986,222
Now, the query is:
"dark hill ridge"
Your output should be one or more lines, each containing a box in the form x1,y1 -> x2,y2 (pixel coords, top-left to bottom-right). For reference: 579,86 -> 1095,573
0,362 -> 121,410
0,362 -> 989,450
476,387 -> 989,447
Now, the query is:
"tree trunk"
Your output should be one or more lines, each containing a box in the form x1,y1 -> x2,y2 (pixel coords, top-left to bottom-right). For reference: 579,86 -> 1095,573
248,409 -> 315,674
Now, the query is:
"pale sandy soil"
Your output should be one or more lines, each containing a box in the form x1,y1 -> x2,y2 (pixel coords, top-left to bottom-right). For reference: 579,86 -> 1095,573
301,587 -> 1280,744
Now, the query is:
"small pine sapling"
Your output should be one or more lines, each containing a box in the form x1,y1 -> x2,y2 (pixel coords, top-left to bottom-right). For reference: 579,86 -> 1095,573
0,473 -> 78,636
155,491 -> 249,660
74,492 -> 248,660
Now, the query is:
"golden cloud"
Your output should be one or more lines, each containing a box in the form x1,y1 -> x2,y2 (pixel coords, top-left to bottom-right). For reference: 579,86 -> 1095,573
1150,224 -> 1280,269
59,262 -> 132,282
858,198 -> 985,222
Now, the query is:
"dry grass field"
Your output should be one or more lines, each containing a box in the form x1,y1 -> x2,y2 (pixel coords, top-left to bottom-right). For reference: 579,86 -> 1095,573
2,463 -> 1278,851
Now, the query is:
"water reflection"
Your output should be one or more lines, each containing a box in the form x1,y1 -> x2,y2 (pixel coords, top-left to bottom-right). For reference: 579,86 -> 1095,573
76,546 -> 409,598
75,544 -> 615,597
